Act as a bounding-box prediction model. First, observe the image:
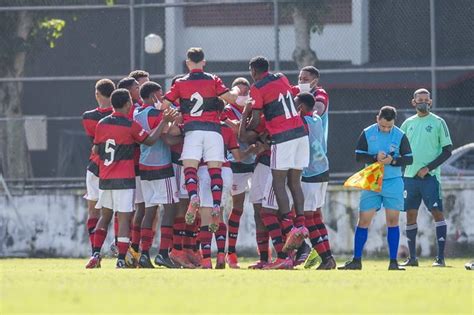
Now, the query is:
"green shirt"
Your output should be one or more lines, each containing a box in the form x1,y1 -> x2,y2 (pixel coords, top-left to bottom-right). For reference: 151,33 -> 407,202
400,112 -> 452,180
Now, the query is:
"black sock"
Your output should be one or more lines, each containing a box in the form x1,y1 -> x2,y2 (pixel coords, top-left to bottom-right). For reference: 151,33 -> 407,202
159,249 -> 169,258
118,253 -> 125,260
142,250 -> 149,257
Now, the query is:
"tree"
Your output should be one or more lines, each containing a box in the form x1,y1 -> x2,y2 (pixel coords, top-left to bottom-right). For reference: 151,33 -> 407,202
281,0 -> 329,68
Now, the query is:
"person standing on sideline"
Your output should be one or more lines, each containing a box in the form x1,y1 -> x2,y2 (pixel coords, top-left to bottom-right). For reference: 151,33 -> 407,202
400,88 -> 453,267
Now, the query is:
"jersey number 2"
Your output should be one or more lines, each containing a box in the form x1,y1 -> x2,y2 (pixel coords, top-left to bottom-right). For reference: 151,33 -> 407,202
190,92 -> 204,117
104,139 -> 116,166
278,91 -> 298,119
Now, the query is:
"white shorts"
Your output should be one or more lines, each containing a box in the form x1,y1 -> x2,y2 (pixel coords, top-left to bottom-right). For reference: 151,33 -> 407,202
271,136 -> 310,170
302,181 -> 328,211
84,170 -> 99,201
173,163 -> 188,199
96,189 -> 135,213
181,130 -> 225,162
231,172 -> 252,196
197,166 -> 232,208
261,172 -> 293,210
249,163 -> 271,204
134,176 -> 144,204
141,177 -> 179,207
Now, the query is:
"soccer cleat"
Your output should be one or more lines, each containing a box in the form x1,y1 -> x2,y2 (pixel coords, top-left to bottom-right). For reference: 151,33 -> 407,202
154,254 -> 178,269
184,248 -> 202,267
283,226 -> 309,253
109,242 -> 119,257
209,205 -> 221,233
263,258 -> 293,270
388,260 -> 405,271
85,252 -> 102,269
248,260 -> 268,269
337,259 -> 362,270
400,257 -> 419,267
226,253 -> 240,269
465,261 -> 474,270
304,248 -> 321,269
294,242 -> 311,267
316,256 -> 337,270
116,259 -> 127,269
185,195 -> 200,225
432,257 -> 446,267
215,253 -> 226,269
125,247 -> 140,268
201,257 -> 213,269
169,249 -> 196,269
138,254 -> 155,269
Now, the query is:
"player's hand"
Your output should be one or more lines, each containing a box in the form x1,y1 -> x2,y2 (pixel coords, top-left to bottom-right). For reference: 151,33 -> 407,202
243,98 -> 254,115
377,151 -> 387,162
417,167 -> 430,178
380,155 -> 393,165
163,108 -> 179,123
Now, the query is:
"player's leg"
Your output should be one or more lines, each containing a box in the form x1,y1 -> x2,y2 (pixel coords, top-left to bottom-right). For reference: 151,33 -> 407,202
249,203 -> 271,269
129,202 -> 145,266
138,205 -> 158,268
84,170 -> 100,254
199,207 -> 214,269
86,206 -> 113,269
204,131 -> 225,227
385,209 -> 404,270
115,189 -> 135,268
261,208 -> 293,270
401,177 -> 421,267
227,191 -> 245,267
215,212 -> 227,269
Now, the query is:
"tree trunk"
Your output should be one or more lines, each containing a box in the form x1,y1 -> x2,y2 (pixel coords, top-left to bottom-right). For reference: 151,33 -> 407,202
0,11 -> 34,179
292,6 -> 318,68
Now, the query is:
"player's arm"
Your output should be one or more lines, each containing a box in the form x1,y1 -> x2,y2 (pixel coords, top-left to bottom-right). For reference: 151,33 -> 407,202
246,86 -> 263,131
418,119 -> 452,177
141,108 -> 179,146
426,145 -> 452,171
355,131 -> 377,163
239,100 -> 259,144
390,134 -> 413,167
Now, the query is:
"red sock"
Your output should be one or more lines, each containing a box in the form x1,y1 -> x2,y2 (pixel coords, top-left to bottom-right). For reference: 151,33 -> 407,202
173,217 -> 186,250
208,167 -> 223,206
192,217 -> 201,251
261,211 -> 285,258
256,230 -> 269,262
280,212 -> 295,238
227,208 -> 243,253
184,167 -> 199,199
86,218 -> 99,249
215,222 -> 227,253
140,228 -> 154,253
131,224 -> 141,250
305,213 -> 328,259
199,226 -> 212,259
313,211 -> 332,255
117,237 -> 129,260
183,223 -> 195,250
294,215 -> 305,228
92,228 -> 107,253
160,226 -> 173,252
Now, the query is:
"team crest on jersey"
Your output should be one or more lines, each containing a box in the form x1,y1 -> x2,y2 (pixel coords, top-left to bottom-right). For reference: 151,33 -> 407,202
425,125 -> 433,133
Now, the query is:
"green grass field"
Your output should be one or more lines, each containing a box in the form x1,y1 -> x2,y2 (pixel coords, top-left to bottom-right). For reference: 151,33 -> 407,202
1,258 -> 472,314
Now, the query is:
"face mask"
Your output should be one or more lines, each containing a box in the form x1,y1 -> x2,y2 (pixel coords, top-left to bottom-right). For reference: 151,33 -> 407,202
298,83 -> 311,93
415,102 -> 430,113
154,100 -> 162,110
236,95 -> 249,106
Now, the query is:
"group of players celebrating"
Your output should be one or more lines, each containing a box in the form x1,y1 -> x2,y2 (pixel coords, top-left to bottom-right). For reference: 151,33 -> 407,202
83,46 -> 451,270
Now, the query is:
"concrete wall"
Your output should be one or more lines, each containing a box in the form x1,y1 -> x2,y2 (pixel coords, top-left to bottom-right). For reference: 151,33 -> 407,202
2,180 -> 473,258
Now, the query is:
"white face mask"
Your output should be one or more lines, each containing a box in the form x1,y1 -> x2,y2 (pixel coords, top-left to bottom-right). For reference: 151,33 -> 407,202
154,100 -> 162,110
235,95 -> 249,107
298,83 -> 311,93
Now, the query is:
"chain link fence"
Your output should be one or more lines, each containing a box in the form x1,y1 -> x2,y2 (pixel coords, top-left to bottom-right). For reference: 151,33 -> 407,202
1,0 -> 473,184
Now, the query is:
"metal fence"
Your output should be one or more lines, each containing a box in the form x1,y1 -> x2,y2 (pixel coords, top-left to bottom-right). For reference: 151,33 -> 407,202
1,0 -> 473,182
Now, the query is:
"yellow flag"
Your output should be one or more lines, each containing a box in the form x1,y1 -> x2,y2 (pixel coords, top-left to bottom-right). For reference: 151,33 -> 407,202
344,162 -> 384,192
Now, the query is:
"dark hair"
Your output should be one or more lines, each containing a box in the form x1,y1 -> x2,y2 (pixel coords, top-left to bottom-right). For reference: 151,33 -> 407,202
111,89 -> 131,109
129,70 -> 149,81
249,56 -> 269,74
187,47 -> 205,63
296,92 -> 315,110
378,106 -> 397,121
232,77 -> 250,88
171,74 -> 185,86
301,66 -> 320,78
140,81 -> 162,100
117,77 -> 137,90
95,79 -> 115,98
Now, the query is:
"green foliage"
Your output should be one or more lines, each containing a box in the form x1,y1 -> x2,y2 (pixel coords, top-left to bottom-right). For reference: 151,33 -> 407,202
38,18 -> 66,48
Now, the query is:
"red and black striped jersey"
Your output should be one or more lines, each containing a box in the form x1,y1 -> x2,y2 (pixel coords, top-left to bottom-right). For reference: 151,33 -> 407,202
164,69 -> 229,133
221,123 -> 239,168
82,106 -> 113,176
93,112 -> 149,189
251,72 -> 306,144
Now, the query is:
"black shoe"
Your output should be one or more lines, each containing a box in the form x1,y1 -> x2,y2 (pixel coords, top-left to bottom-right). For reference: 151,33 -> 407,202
465,261 -> 474,270
400,257 -> 419,267
316,256 -> 337,270
337,259 -> 362,270
116,259 -> 127,269
294,242 -> 312,266
154,254 -> 178,268
432,257 -> 446,267
388,260 -> 405,270
138,254 -> 155,269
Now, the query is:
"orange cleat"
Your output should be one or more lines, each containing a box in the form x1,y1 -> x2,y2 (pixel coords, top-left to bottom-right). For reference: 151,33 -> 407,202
262,257 -> 293,270
215,253 -> 226,269
169,249 -> 195,269
201,257 -> 212,269
226,253 -> 240,269
85,253 -> 102,269
283,226 -> 309,253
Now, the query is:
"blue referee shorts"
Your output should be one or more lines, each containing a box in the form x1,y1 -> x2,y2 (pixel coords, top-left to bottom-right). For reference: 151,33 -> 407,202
359,177 -> 404,212
404,175 -> 443,211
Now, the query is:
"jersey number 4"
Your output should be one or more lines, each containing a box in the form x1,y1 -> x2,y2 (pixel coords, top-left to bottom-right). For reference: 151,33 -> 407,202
190,92 -> 204,117
278,91 -> 298,119
104,139 -> 116,166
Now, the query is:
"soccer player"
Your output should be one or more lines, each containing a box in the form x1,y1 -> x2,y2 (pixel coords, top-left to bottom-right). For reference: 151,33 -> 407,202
82,79 -> 115,253
133,81 -> 180,268
129,69 -> 150,90
338,106 -> 412,271
246,56 -> 310,257
295,93 -> 336,270
85,88 -> 177,269
161,47 -> 240,231
400,88 -> 453,267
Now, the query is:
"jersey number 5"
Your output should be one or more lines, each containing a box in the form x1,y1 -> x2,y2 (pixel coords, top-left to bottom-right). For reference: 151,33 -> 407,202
278,91 -> 298,119
190,92 -> 204,117
104,139 -> 116,166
